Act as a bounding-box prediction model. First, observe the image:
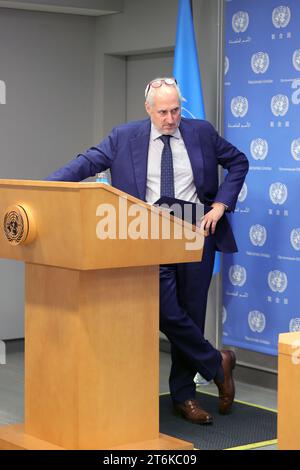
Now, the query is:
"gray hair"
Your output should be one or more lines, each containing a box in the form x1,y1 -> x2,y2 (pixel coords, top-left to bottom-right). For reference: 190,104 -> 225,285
145,77 -> 182,107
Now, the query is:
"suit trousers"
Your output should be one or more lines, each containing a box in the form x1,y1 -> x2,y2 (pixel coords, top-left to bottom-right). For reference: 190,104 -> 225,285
159,235 -> 222,404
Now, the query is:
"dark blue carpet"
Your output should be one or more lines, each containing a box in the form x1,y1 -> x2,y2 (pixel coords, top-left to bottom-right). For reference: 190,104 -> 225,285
159,391 -> 277,450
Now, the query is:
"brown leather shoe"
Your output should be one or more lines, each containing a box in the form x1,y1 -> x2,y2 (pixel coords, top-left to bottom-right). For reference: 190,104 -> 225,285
174,399 -> 213,425
214,350 -> 236,415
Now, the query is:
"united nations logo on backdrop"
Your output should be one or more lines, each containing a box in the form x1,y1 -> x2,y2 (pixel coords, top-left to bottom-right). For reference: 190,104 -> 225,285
222,306 -> 227,325
225,56 -> 229,76
289,318 -> 300,332
229,264 -> 247,287
232,11 -> 249,33
272,5 -> 291,28
271,94 -> 289,117
269,182 -> 288,205
248,310 -> 266,333
268,270 -> 288,293
238,182 -> 248,202
291,138 -> 300,161
293,50 -> 300,71
290,228 -> 300,251
231,96 -> 248,118
249,224 -> 267,247
250,138 -> 268,160
251,52 -> 270,74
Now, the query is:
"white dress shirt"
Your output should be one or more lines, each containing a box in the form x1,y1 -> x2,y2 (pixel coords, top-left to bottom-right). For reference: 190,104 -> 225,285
145,124 -> 201,205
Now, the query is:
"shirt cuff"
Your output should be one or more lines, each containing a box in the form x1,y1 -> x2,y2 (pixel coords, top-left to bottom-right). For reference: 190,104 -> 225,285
214,201 -> 228,211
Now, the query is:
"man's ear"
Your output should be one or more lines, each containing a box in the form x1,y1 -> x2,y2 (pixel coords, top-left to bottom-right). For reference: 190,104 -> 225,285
145,101 -> 151,116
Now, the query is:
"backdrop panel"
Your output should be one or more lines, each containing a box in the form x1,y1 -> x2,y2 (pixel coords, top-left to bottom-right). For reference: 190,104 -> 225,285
223,0 -> 300,355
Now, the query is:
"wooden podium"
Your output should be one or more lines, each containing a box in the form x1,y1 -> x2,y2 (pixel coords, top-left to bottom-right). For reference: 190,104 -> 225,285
0,180 -> 203,450
278,332 -> 300,450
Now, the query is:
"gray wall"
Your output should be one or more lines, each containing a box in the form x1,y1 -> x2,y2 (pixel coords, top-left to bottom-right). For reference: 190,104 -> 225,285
0,8 -> 96,337
0,8 -> 96,180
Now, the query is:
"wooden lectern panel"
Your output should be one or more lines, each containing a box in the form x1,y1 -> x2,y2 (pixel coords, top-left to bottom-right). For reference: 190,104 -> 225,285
25,263 -> 159,449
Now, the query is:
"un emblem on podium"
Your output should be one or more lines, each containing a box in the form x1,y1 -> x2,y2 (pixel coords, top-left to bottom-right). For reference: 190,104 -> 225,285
3,205 -> 36,246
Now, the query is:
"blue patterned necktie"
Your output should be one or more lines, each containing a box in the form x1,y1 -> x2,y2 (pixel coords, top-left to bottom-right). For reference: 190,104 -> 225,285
160,135 -> 175,198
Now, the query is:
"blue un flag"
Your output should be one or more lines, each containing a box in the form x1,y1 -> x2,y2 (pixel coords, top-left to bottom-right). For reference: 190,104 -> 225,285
173,0 -> 221,274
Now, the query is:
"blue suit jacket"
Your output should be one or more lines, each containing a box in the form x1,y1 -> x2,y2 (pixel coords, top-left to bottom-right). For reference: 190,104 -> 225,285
47,118 -> 249,253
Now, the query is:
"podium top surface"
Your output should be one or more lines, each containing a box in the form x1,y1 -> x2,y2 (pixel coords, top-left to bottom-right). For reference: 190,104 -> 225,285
0,179 -> 109,189
0,179 -> 204,270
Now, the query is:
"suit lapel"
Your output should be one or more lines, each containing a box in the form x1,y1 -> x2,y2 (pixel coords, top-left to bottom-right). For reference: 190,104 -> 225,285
179,119 -> 204,201
130,120 -> 151,201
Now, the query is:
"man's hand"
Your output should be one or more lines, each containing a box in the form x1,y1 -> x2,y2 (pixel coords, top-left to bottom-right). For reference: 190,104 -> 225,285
200,202 -> 226,235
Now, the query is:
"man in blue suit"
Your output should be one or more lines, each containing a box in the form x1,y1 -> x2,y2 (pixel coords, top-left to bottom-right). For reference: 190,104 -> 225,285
47,77 -> 248,425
